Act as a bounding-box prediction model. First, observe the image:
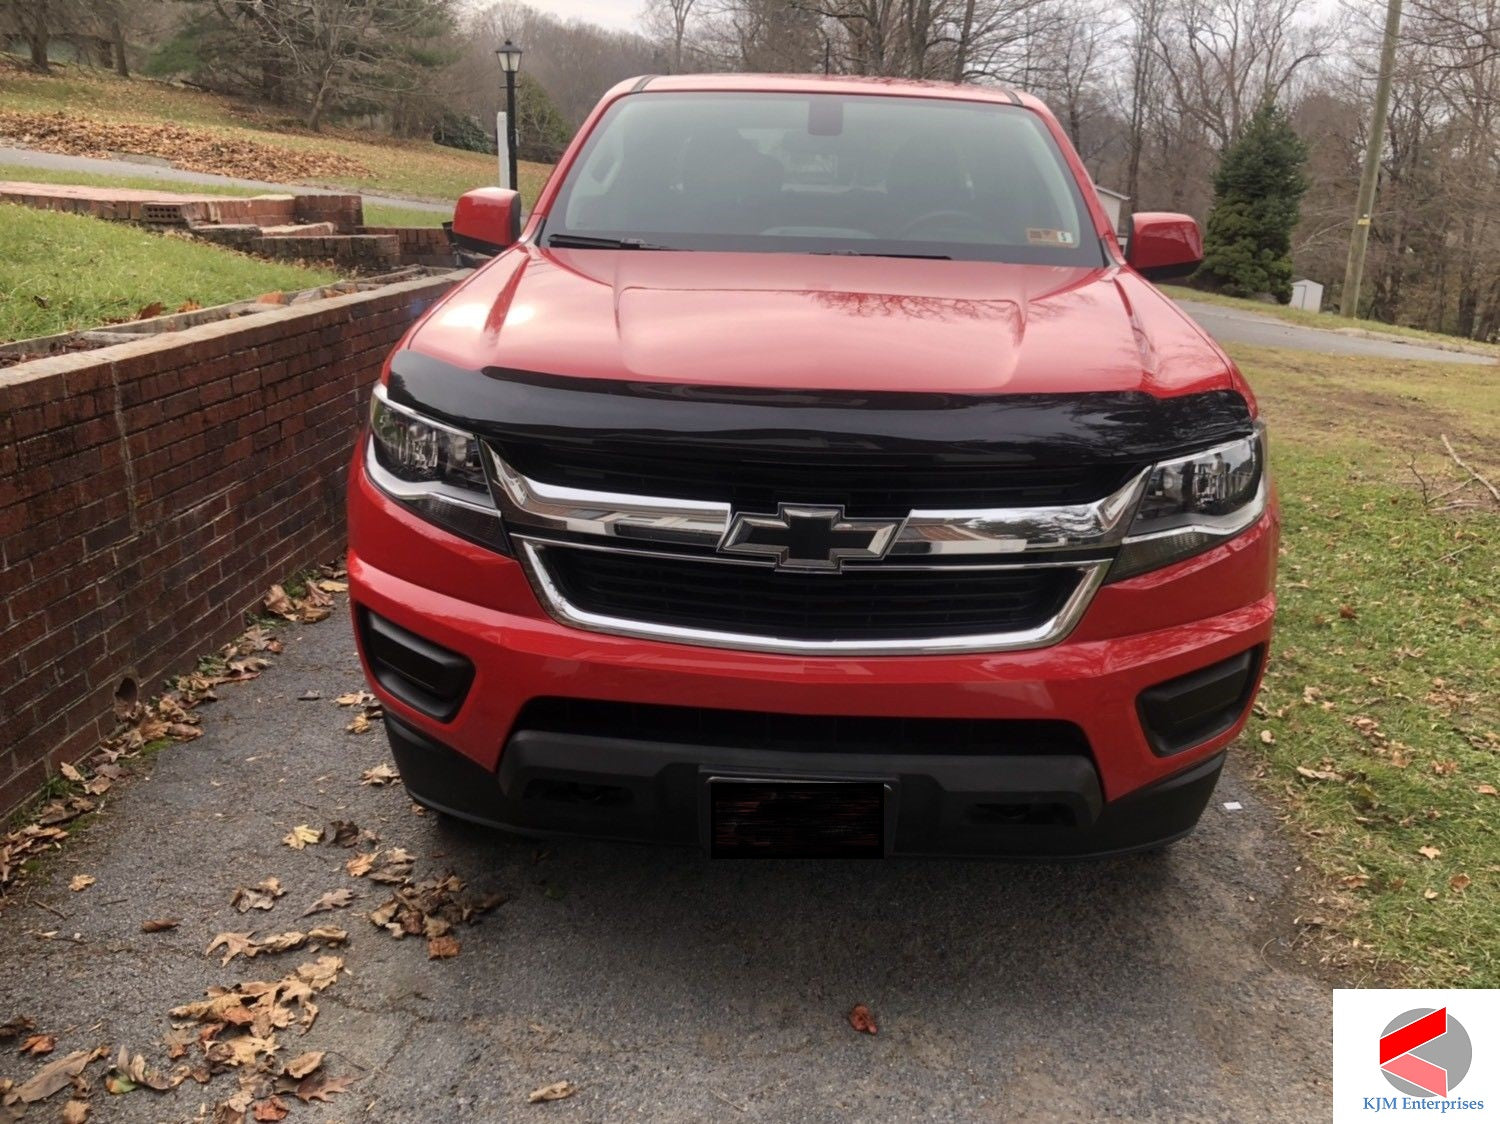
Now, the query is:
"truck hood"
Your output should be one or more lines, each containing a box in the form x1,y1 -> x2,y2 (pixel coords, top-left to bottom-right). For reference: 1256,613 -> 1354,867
404,246 -> 1234,398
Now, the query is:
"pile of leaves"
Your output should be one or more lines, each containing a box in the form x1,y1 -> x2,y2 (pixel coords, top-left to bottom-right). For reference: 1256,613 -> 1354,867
0,111 -> 369,184
0,694 -> 202,896
263,575 -> 345,625
0,569 -> 345,900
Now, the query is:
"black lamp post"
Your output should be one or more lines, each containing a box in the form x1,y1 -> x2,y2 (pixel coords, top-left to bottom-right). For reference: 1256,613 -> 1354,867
496,39 -> 523,192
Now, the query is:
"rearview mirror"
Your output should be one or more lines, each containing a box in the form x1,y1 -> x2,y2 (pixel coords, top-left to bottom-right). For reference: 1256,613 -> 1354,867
1125,212 -> 1202,281
447,188 -> 522,258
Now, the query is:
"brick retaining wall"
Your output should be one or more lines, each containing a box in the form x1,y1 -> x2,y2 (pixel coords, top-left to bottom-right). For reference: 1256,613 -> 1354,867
0,273 -> 459,815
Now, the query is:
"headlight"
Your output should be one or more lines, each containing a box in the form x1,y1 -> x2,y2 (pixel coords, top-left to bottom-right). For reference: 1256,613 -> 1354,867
365,385 -> 509,550
1109,425 -> 1267,580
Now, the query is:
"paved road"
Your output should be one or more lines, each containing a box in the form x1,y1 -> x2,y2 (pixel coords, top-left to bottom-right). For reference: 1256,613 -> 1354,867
0,145 -> 450,213
0,606 -> 1331,1122
1176,297 -> 1495,366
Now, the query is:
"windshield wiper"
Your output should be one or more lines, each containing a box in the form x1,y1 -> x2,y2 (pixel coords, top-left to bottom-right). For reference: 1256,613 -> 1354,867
813,250 -> 952,260
545,234 -> 679,251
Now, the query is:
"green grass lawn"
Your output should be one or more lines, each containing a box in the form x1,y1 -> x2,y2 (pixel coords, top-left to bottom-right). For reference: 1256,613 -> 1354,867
1230,344 -> 1500,986
0,64 -> 553,206
1,204 -> 339,342
1164,285 -> 1500,358
0,162 -> 448,228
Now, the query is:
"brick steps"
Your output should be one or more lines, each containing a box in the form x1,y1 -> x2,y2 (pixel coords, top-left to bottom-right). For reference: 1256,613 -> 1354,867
2,181 -> 455,271
259,222 -> 337,237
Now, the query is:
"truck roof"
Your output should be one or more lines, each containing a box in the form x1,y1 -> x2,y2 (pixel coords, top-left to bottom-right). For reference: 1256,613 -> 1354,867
603,72 -> 1044,113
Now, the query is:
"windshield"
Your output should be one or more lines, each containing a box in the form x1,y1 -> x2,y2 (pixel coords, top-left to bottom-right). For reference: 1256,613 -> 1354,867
545,91 -> 1103,265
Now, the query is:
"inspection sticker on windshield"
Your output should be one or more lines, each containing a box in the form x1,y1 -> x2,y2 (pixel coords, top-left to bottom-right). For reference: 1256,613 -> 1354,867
1027,228 -> 1076,246
1026,228 -> 1074,246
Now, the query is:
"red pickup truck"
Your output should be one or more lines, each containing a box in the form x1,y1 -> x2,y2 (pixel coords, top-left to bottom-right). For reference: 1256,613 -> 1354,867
348,74 -> 1275,858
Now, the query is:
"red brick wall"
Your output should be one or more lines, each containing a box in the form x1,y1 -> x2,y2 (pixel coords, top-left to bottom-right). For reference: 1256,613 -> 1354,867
0,274 -> 457,815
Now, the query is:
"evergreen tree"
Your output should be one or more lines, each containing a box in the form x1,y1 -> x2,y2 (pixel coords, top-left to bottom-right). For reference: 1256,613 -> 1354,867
1195,102 -> 1308,302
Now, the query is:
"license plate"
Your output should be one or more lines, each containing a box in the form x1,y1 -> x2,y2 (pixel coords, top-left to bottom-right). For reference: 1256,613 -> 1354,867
708,779 -> 886,858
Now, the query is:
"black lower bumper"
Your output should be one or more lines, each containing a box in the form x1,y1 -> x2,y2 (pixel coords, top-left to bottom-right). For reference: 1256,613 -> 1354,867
385,714 -> 1224,858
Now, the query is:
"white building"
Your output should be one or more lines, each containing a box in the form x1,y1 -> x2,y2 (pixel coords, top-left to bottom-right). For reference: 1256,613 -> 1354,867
1094,186 -> 1130,235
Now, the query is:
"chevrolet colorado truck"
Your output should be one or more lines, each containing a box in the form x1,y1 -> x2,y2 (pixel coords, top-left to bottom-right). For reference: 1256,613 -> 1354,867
348,74 -> 1276,858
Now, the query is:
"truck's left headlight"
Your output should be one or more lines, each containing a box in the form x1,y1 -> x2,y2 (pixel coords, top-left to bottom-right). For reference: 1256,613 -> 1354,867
1109,424 -> 1267,580
365,385 -> 509,551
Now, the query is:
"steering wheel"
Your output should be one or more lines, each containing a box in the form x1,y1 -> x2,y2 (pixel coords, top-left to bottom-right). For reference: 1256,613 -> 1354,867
894,209 -> 987,239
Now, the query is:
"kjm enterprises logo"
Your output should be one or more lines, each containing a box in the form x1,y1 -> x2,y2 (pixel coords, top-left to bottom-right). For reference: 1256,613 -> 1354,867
1379,1008 -> 1472,1098
1335,990 -> 1495,1121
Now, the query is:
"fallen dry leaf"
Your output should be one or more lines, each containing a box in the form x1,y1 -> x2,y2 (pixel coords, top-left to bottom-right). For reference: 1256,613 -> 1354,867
328,821 -> 360,847
335,691 -> 375,707
345,851 -> 378,878
68,874 -> 95,892
527,1081 -> 576,1104
62,1098 -> 90,1123
18,1033 -> 56,1057
232,878 -> 286,912
1477,784 -> 1498,797
253,1095 -> 290,1121
106,1045 -> 178,1093
141,918 -> 181,933
282,824 -> 323,850
1418,845 -> 1442,860
19,1033 -> 56,1056
360,764 -> 399,786
263,585 -> 298,619
12,1047 -> 99,1103
1424,888 -> 1440,900
1259,729 -> 1275,745
1450,873 -> 1472,893
301,889 -> 357,918
0,1016 -> 36,1040
346,713 -> 372,735
208,932 -> 258,967
1295,765 -> 1345,783
427,935 -> 461,960
283,1050 -> 324,1079
848,1004 -> 878,1035
294,1070 -> 353,1103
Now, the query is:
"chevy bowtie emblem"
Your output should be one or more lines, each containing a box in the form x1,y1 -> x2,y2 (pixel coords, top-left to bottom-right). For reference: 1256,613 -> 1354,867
719,504 -> 903,572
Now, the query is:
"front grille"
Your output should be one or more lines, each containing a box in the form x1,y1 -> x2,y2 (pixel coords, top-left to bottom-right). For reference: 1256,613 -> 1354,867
496,437 -> 1134,516
541,547 -> 1082,641
513,697 -> 1092,756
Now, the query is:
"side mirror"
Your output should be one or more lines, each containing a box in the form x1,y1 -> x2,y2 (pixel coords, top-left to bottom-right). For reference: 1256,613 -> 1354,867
447,188 -> 522,258
1125,212 -> 1203,281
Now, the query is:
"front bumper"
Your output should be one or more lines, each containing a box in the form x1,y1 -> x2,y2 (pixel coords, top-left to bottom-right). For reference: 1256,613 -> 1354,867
348,459 -> 1277,857
386,711 -> 1227,857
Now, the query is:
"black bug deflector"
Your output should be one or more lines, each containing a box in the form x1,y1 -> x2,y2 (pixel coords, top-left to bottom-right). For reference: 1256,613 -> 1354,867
382,349 -> 1256,493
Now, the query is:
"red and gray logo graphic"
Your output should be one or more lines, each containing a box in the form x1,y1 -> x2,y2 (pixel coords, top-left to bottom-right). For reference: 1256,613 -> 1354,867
1379,1008 -> 1472,1097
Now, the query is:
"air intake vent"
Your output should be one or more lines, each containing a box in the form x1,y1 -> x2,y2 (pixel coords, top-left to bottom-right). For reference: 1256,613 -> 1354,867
358,610 -> 474,722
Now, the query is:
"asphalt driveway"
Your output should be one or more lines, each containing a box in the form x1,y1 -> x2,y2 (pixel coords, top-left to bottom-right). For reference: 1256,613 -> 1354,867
1175,298 -> 1495,366
0,606 -> 1331,1122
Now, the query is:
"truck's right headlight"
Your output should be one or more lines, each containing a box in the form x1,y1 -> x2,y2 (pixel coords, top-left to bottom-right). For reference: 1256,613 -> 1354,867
1109,424 -> 1267,580
365,385 -> 509,551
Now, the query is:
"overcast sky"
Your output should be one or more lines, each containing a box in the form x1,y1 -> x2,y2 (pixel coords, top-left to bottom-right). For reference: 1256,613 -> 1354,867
529,0 -> 1338,38
535,0 -> 643,31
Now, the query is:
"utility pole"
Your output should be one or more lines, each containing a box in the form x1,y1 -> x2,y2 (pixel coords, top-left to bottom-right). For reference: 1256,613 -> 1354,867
1340,0 -> 1402,318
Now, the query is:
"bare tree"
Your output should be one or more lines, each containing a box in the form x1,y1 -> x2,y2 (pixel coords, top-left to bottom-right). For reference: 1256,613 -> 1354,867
1151,0 -> 1338,149
644,0 -> 699,71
